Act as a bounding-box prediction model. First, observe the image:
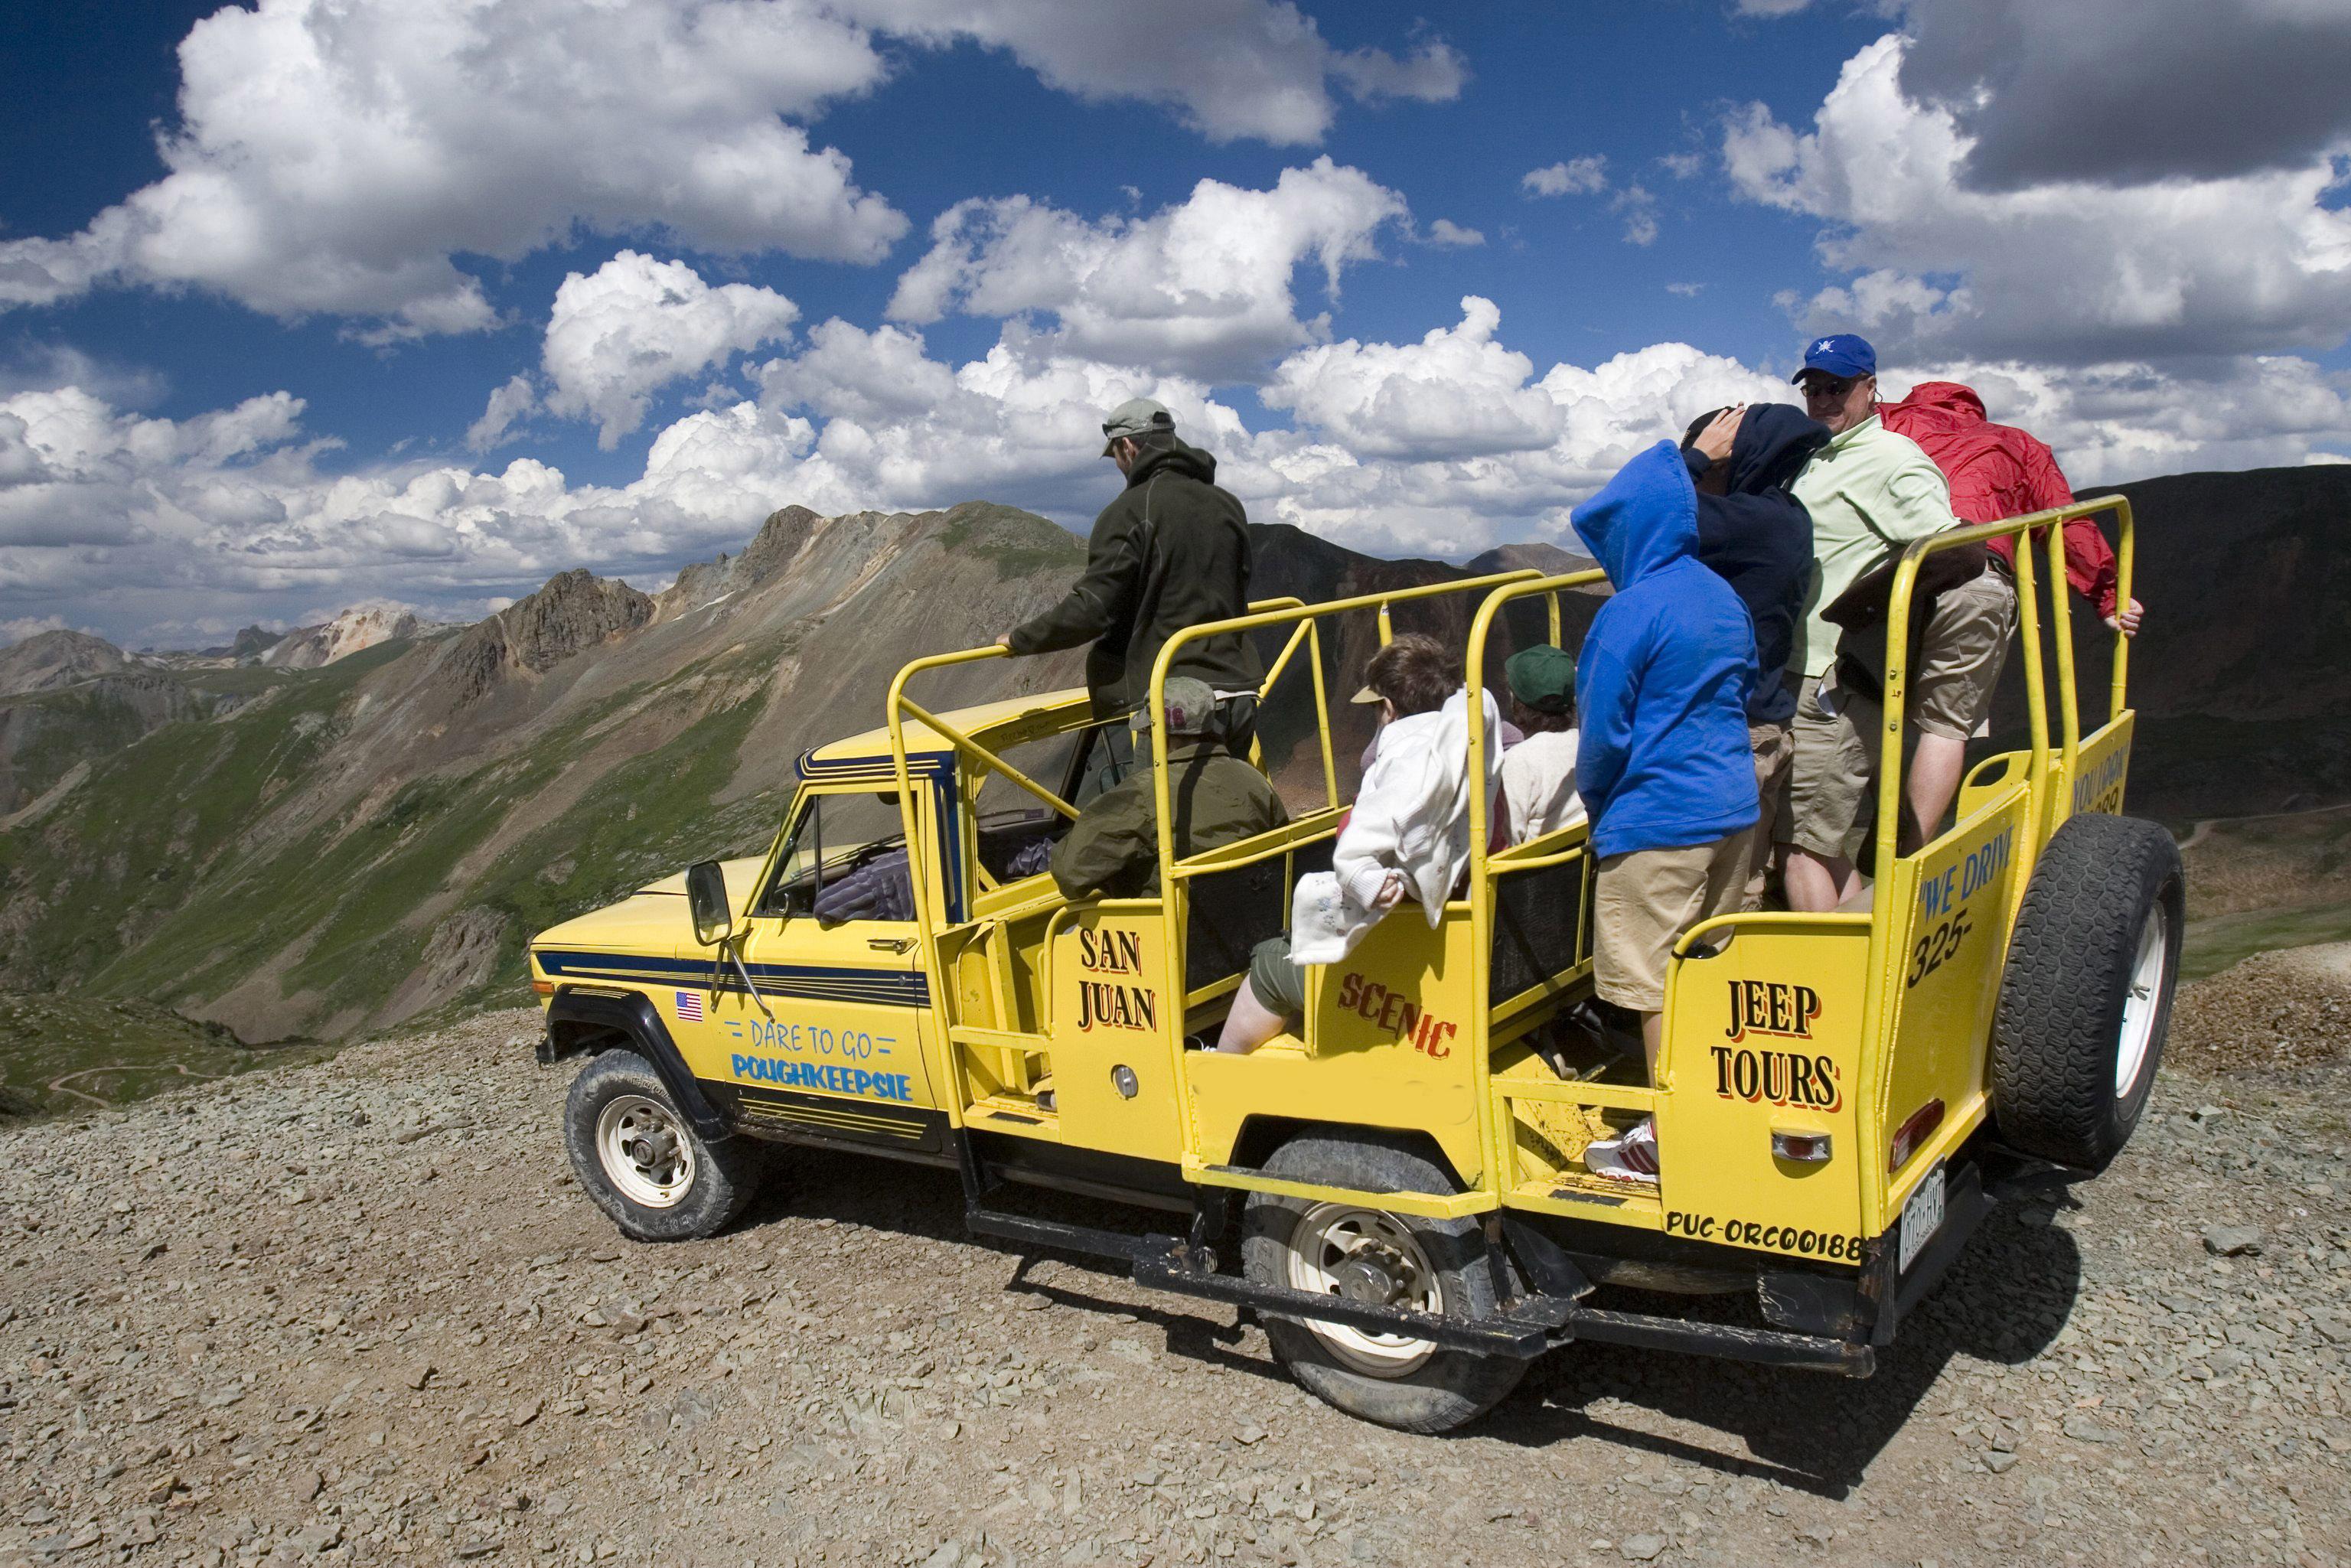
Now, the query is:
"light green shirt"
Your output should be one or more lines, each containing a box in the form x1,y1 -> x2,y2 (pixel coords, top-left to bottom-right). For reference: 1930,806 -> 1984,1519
1788,413 -> 1957,678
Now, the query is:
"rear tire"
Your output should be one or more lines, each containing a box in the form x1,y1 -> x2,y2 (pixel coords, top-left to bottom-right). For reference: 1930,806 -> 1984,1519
1240,1132 -> 1524,1433
1989,813 -> 2183,1172
564,1051 -> 762,1241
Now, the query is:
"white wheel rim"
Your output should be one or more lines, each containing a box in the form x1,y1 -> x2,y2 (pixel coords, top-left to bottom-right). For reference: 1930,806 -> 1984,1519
595,1095 -> 696,1208
2115,902 -> 2169,1099
1283,1204 -> 1443,1377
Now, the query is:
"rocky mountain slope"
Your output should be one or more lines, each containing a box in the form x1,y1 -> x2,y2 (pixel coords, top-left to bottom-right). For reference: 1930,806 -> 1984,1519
0,671 -> 204,815
2004,464 -> 2351,820
0,958 -> 2343,1566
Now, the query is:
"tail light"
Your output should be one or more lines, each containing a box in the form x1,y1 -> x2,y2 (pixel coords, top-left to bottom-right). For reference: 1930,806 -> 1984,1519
1889,1098 -> 1946,1172
1772,1131 -> 1833,1163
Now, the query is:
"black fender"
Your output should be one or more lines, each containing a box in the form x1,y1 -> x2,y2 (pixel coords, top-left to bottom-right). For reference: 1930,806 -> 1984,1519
540,986 -> 730,1141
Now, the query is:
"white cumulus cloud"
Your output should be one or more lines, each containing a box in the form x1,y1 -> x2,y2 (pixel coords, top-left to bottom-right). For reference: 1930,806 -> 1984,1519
1522,158 -> 1609,197
1612,185 -> 1661,246
0,0 -> 1468,338
1262,297 -> 1564,461
1424,220 -> 1485,249
465,376 -> 539,455
0,614 -> 71,646
542,253 -> 801,448
1723,34 -> 2351,365
10,307 -> 2349,641
886,159 -> 1410,381
0,0 -> 905,341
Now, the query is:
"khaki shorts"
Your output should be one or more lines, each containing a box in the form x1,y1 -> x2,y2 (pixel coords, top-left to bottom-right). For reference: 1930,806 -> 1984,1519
1912,569 -> 2017,741
1740,721 -> 1794,909
1593,833 -> 1748,1013
1247,934 -> 1307,1019
1779,673 -> 1881,863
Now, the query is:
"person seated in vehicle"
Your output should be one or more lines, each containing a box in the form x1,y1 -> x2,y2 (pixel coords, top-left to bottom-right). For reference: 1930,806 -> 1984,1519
1214,634 -> 1502,1055
1047,676 -> 1287,901
995,398 -> 1265,751
1498,644 -> 1583,842
1569,442 -> 1760,1184
1679,401 -> 1828,908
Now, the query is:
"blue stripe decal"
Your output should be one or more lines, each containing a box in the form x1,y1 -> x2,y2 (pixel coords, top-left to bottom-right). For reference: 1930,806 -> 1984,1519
799,748 -> 954,783
539,950 -> 931,1009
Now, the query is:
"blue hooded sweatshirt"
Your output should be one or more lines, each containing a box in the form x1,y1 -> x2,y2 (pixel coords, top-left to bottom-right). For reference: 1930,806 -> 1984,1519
1571,442 -> 1760,859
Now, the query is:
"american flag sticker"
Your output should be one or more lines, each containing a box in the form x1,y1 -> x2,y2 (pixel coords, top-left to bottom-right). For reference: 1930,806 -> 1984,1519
675,990 -> 706,1022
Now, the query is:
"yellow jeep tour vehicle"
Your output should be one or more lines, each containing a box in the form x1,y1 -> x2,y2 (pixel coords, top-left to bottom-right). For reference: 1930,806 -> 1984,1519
530,499 -> 2180,1433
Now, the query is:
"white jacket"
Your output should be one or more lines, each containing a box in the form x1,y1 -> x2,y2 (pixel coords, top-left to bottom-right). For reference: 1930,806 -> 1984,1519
1501,728 -> 1584,843
1289,687 -> 1502,966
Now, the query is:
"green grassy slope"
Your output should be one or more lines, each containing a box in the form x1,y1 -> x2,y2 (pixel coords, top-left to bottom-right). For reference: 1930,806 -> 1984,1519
0,628 -> 798,1040
0,991 -> 327,1118
0,645 -> 406,989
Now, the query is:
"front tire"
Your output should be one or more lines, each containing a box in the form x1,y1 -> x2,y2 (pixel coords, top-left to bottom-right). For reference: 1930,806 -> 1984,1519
564,1051 -> 761,1240
1241,1132 -> 1524,1433
1989,813 -> 2183,1172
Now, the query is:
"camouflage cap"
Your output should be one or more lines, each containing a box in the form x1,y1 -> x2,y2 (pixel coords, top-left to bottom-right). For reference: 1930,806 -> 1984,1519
1158,676 -> 1217,736
1101,396 -> 1175,455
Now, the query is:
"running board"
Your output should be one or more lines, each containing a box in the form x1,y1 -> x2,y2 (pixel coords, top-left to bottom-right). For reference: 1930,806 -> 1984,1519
962,1206 -> 1872,1374
964,1208 -> 1149,1263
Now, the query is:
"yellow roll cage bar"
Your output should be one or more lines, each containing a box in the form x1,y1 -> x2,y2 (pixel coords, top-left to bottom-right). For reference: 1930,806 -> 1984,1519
865,494 -> 2134,1182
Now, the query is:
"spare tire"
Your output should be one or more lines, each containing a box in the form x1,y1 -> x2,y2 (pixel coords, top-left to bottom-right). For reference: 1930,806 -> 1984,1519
1989,813 -> 2183,1172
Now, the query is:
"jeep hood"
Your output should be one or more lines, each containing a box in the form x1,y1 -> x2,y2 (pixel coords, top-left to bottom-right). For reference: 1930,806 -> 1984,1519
530,856 -> 767,956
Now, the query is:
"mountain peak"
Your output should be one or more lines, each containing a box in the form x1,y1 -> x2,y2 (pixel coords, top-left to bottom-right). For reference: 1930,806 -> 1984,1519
0,628 -> 132,697
230,624 -> 285,660
439,569 -> 651,706
260,601 -> 426,670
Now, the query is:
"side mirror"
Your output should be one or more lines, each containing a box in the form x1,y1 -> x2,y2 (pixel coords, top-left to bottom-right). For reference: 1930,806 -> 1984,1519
685,860 -> 732,946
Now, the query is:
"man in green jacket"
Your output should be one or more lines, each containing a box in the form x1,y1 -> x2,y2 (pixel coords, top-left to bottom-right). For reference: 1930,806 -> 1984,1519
1049,678 -> 1287,900
998,398 -> 1264,748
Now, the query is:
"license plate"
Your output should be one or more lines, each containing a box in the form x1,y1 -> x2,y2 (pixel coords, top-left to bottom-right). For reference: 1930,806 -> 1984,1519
1898,1165 -> 1946,1273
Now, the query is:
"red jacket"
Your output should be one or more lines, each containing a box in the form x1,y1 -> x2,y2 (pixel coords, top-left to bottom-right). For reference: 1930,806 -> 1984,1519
1880,382 -> 2118,618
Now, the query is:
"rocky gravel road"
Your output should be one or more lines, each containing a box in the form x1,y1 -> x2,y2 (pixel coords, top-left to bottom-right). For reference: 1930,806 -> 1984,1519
2,996 -> 2347,1568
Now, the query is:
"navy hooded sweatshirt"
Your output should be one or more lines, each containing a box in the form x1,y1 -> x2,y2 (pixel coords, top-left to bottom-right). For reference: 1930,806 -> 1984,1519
1571,442 -> 1760,861
1684,405 -> 1827,728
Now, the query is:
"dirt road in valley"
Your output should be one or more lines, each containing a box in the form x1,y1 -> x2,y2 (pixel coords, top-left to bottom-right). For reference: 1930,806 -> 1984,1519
2,985 -> 2346,1568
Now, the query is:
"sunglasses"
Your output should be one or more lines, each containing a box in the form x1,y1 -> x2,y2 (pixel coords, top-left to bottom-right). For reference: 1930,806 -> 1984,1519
1801,373 -> 1864,399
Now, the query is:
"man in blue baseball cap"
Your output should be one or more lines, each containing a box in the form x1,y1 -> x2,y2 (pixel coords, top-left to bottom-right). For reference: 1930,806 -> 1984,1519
1779,333 -> 1960,911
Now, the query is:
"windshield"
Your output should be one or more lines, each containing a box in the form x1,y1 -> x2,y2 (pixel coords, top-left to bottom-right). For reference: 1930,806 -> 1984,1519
970,719 -> 1122,820
755,791 -> 909,916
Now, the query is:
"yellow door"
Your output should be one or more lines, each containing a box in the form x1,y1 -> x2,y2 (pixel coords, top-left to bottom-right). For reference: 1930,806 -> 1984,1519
1045,905 -> 1185,1163
691,789 -> 945,1146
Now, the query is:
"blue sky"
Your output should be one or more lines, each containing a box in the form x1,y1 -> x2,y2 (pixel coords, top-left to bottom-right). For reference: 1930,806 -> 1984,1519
2,0 -> 2347,644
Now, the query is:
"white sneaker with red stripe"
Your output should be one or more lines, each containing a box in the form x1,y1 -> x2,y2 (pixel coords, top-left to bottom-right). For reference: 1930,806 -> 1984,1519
1584,1117 -> 1659,1185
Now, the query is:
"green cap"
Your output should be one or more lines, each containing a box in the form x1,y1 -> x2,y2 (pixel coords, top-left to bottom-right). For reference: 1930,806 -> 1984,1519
1101,396 -> 1175,455
1505,644 -> 1576,715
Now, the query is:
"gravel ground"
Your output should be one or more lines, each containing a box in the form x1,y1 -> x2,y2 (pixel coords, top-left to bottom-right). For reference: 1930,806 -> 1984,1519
2,997 -> 2347,1568
2168,943 -> 2351,1076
